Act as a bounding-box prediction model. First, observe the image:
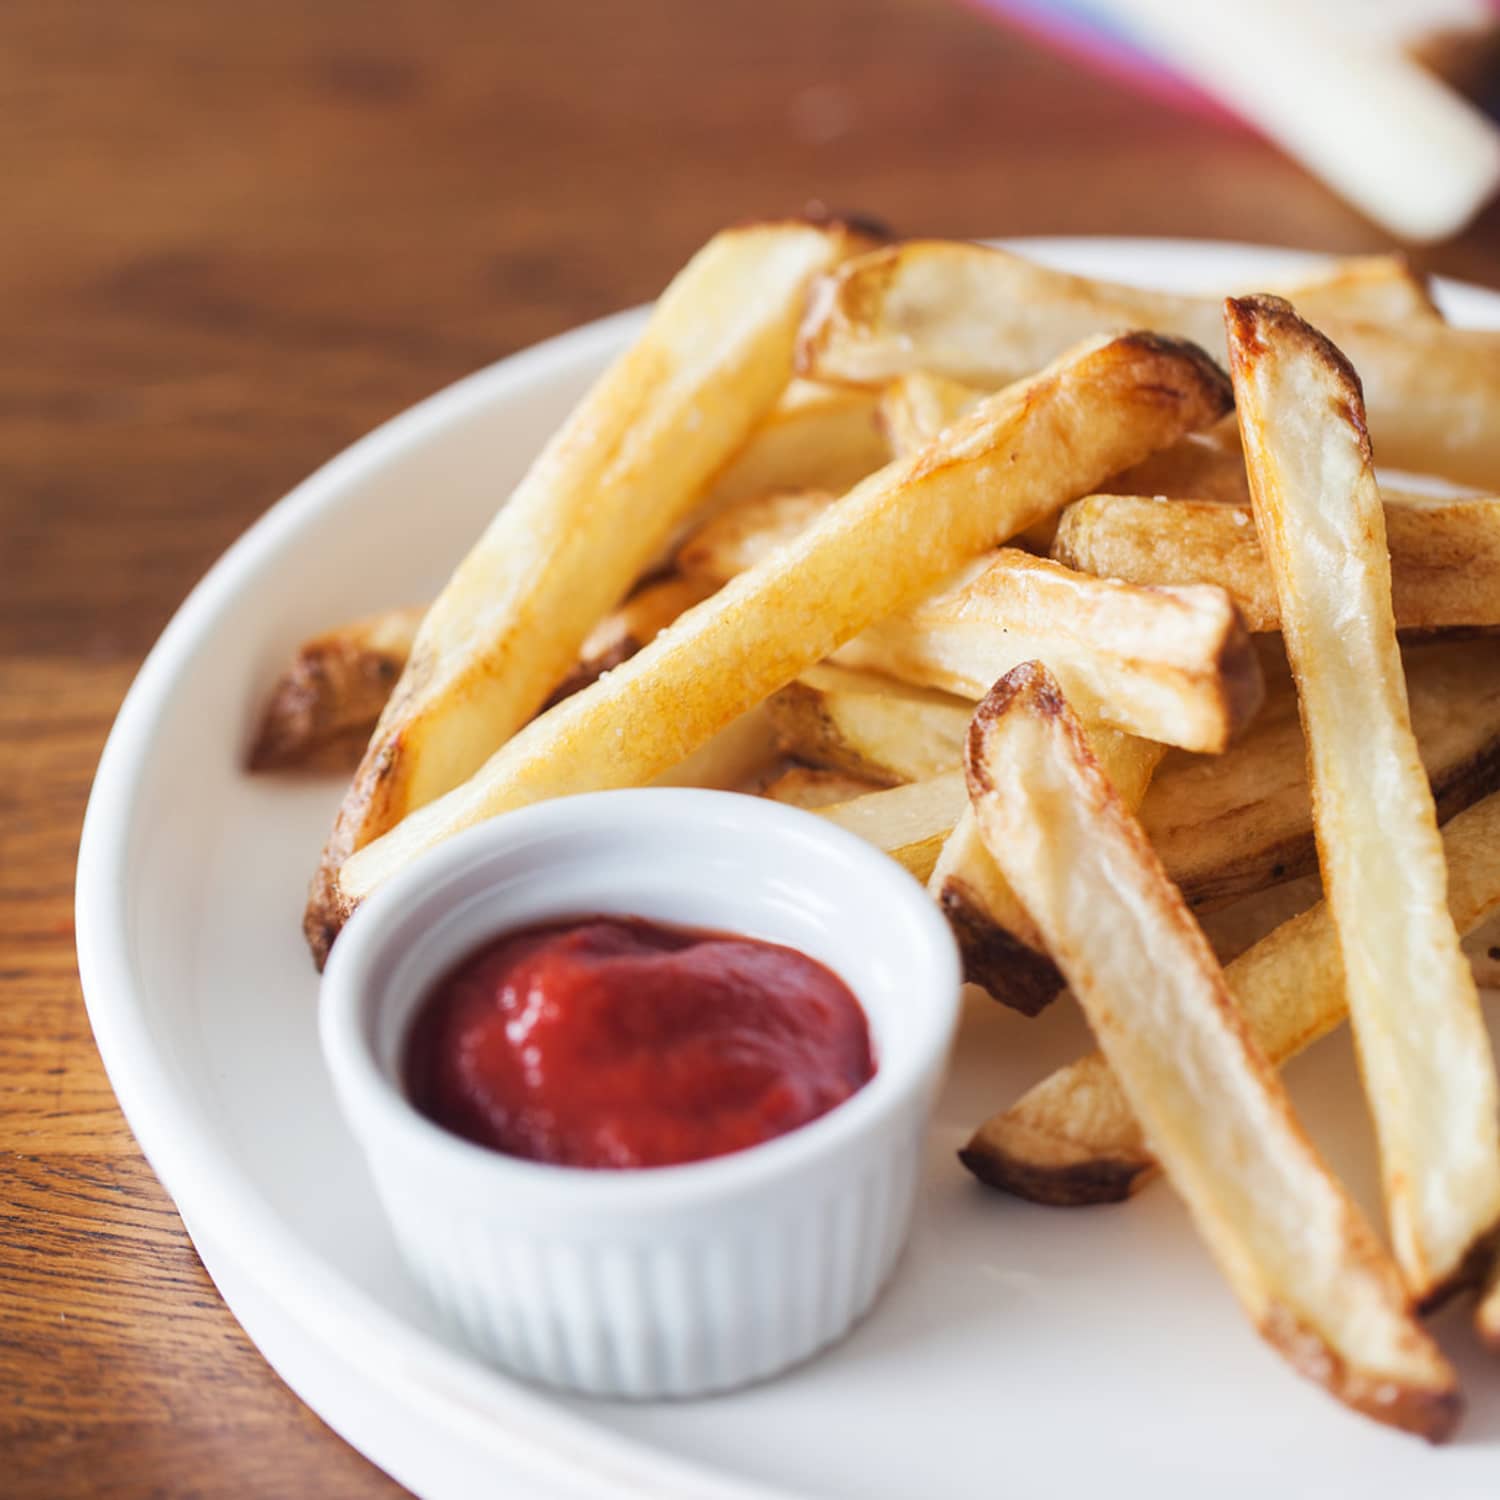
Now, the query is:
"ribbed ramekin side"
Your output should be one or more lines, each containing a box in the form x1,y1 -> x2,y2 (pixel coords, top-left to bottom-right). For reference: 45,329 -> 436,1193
369,1121 -> 925,1400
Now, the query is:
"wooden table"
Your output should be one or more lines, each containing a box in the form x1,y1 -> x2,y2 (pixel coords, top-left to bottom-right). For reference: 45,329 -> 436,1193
4,1 -> 1497,1493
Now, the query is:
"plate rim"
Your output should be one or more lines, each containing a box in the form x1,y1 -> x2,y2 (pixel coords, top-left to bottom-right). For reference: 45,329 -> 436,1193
73,236 -> 1500,1500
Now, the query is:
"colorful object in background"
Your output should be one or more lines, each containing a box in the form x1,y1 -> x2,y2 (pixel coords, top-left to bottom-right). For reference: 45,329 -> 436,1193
973,0 -> 1227,117
975,0 -> 1500,242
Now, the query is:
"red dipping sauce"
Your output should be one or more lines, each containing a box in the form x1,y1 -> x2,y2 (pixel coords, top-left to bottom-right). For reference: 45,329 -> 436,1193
403,916 -> 876,1169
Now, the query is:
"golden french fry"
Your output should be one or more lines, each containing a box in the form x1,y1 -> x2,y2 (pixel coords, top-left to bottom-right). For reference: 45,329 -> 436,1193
800,240 -> 1500,485
876,370 -> 983,458
1228,293 -> 1500,1302
249,606 -> 425,772
964,661 -> 1458,1441
883,379 -> 1249,511
1102,418 -> 1250,505
674,488 -> 837,584
1275,253 -> 1442,326
699,378 -> 886,511
254,577 -> 717,775
649,704 -> 781,793
684,461 -> 1265,766
765,664 -> 971,785
545,575 -> 717,706
878,370 -> 1064,550
963,790 -> 1500,1208
332,332 -> 1233,931
305,220 -> 872,964
814,771 -> 966,882
1054,491 -> 1500,634
837,549 -> 1262,754
682,472 -> 1262,758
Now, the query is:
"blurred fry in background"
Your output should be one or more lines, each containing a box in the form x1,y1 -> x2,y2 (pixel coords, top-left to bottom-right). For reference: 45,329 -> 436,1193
978,0 -> 1500,240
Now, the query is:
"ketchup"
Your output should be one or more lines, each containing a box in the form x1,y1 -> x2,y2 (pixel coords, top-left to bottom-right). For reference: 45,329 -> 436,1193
403,916 -> 876,1169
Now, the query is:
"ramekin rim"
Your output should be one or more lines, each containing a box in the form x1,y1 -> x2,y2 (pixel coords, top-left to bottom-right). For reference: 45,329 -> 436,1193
319,787 -> 962,1210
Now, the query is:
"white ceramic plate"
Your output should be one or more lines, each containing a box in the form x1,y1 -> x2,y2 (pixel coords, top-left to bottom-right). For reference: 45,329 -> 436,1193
77,239 -> 1500,1500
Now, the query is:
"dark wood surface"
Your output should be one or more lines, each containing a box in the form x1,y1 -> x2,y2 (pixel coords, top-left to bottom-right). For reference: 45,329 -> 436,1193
3,2 -> 1497,1494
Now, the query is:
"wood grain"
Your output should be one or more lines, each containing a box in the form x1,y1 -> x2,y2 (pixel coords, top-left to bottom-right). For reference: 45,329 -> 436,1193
3,0 -> 1497,1494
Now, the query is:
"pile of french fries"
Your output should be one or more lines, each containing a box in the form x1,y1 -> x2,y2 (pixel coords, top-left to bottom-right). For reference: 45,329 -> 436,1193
252,224 -> 1500,1440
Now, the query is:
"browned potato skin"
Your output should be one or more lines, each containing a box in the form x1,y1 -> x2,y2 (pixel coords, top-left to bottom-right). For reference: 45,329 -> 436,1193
249,608 -> 425,772
937,885 -> 1063,1017
249,577 -> 713,774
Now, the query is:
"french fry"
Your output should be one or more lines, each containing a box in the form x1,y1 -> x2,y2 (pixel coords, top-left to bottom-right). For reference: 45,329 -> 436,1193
334,331 -> 1232,928
963,790 -> 1500,1208
799,241 -> 1500,485
876,370 -> 982,457
932,728 -> 1164,1014
880,245 -> 1441,510
877,371 -> 1059,550
1149,637 -> 1500,910
1466,909 -> 1500,990
249,606 -> 425,772
684,447 -> 1265,768
765,654 -> 1159,1017
699,378 -> 887,511
837,549 -> 1262,754
305,220 -> 873,964
544,575 -> 717,705
1054,491 -> 1500,634
1102,418 -> 1250,505
1276,253 -> 1442,326
252,577 -> 715,774
674,488 -> 837,584
1228,293 -> 1500,1302
762,764 -> 886,810
927,638 -> 1500,1010
765,664 -> 971,785
1065,4 -> 1500,243
650,703 -> 780,792
788,640 -> 1500,970
814,771 -> 967,882
881,375 -> 1249,536
964,661 -> 1459,1440
1195,875 -> 1323,968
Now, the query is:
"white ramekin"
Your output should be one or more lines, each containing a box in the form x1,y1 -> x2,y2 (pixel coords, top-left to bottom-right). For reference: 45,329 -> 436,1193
319,787 -> 961,1400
